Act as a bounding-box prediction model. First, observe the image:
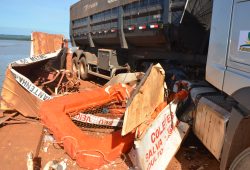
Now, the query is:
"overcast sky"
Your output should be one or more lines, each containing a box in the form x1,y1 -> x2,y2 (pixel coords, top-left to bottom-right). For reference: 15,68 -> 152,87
0,0 -> 79,38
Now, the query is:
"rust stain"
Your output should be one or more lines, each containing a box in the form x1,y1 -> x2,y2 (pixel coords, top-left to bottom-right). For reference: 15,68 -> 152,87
32,32 -> 64,56
0,69 -> 42,117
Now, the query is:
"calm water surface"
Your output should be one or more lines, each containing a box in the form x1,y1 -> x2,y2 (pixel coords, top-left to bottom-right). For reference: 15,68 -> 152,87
0,40 -> 31,88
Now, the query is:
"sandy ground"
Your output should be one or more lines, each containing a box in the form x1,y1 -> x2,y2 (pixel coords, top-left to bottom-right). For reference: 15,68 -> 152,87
166,132 -> 220,170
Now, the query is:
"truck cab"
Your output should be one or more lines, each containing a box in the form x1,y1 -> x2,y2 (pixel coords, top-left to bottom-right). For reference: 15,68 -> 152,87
201,0 -> 250,169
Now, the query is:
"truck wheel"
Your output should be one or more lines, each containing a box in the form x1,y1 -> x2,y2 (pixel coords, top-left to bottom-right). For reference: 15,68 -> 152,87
79,57 -> 89,80
71,57 -> 79,79
230,148 -> 250,170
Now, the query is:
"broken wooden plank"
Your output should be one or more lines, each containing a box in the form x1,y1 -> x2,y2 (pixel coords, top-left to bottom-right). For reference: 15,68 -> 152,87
122,64 -> 165,136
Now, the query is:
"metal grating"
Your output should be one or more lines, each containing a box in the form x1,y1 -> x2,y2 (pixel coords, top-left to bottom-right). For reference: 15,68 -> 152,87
70,102 -> 124,133
73,120 -> 121,133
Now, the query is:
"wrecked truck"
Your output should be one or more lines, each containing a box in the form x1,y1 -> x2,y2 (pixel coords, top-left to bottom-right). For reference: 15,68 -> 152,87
0,32 -> 189,169
1,0 -> 250,169
69,0 -> 250,169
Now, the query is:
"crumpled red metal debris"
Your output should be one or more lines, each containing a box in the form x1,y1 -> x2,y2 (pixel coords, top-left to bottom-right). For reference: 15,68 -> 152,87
39,83 -> 134,169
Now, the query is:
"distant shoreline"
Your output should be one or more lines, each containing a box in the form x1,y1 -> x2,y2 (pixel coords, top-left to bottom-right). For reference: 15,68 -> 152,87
0,34 -> 31,41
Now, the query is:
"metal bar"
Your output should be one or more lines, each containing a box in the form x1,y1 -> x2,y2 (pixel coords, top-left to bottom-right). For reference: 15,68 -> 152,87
42,71 -> 61,86
118,6 -> 128,49
180,0 -> 190,24
87,16 -> 95,47
163,0 -> 170,25
88,70 -> 112,80
0,112 -> 17,125
4,120 -> 27,125
126,64 -> 153,107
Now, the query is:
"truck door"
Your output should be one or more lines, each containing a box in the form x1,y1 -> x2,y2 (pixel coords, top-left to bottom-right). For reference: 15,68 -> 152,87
228,0 -> 250,66
223,0 -> 250,95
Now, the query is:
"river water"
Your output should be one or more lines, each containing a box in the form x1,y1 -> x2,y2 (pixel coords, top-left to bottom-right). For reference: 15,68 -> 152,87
0,40 -> 31,88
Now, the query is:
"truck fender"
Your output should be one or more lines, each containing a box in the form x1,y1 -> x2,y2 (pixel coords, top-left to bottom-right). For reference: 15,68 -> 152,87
231,87 -> 250,111
229,147 -> 250,170
74,50 -> 97,64
82,52 -> 97,64
70,50 -> 83,79
220,106 -> 250,170
219,87 -> 250,170
75,50 -> 84,61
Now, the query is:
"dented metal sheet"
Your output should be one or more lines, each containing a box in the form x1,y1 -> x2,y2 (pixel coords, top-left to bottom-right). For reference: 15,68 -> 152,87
122,64 -> 165,136
31,32 -> 64,57
0,69 -> 43,117
0,32 -> 66,117
0,50 -> 62,117
12,50 -> 60,67
129,102 -> 190,170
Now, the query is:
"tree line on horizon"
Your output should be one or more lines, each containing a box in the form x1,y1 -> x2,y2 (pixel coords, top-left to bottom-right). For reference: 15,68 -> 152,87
0,34 -> 31,41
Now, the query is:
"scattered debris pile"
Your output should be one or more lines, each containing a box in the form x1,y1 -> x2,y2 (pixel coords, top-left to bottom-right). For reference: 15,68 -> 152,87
39,83 -> 136,169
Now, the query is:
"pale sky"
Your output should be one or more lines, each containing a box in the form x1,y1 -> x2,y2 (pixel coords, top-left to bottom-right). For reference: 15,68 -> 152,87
0,0 -> 79,38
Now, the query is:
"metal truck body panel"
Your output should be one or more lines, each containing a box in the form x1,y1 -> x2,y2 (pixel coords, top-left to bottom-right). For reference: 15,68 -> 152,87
207,0 -> 250,96
223,0 -> 250,96
203,1 -> 250,169
70,0 -> 139,20
206,0 -> 234,91
70,0 -> 171,48
70,0 -> 211,54
223,67 -> 250,96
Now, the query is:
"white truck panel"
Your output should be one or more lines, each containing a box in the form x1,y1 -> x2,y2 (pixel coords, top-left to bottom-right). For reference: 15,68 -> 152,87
206,0 -> 234,90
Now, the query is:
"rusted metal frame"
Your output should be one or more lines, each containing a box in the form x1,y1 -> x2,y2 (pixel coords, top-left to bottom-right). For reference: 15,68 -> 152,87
55,70 -> 66,95
88,70 -> 112,80
42,71 -> 61,86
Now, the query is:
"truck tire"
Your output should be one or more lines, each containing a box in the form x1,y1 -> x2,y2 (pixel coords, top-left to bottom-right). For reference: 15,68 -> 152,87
79,57 -> 89,80
71,57 -> 79,79
230,148 -> 250,170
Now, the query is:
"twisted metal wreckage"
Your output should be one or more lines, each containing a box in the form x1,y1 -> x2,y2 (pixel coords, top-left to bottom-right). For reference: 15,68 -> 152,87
0,32 -> 189,169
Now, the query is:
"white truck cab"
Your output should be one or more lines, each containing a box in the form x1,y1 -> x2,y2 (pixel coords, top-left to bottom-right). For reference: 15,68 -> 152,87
207,0 -> 250,101
204,0 -> 250,169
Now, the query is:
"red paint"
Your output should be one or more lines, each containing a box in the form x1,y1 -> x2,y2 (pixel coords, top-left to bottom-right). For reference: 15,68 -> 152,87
39,84 -> 135,169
